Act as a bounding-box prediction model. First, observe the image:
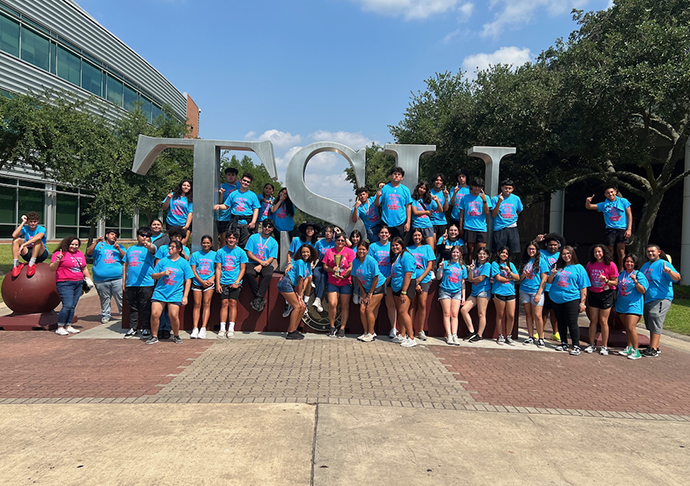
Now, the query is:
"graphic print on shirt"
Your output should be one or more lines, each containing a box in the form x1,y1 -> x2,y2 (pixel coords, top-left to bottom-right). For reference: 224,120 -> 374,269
221,254 -> 238,272
467,200 -> 481,217
198,259 -> 213,276
128,251 -> 141,268
605,204 -> 623,223
386,193 -> 403,211
556,269 -> 572,288
162,267 -> 180,287
590,268 -> 606,289
171,199 -> 186,217
499,203 -> 516,220
618,272 -> 633,297
523,261 -> 537,281
102,248 -> 118,264
447,266 -> 463,283
276,205 -> 287,219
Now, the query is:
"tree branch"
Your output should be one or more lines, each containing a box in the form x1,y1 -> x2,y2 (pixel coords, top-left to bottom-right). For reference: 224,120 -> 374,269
615,171 -> 653,192
665,168 -> 690,192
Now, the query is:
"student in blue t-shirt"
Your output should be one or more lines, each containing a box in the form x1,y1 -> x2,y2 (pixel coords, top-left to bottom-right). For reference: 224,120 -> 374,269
155,228 -> 191,261
408,228 -> 436,341
459,177 -> 493,259
429,173 -> 450,240
258,183 -> 275,223
490,179 -> 523,255
640,244 -> 681,357
491,247 -> 519,346
245,219 -> 279,313
436,245 -> 467,345
389,237 -> 418,348
216,167 -> 239,247
123,226 -> 157,339
352,241 -> 386,342
616,253 -> 649,360
278,244 -> 318,340
147,240 -> 194,345
214,230 -> 249,339
270,188 -> 296,260
310,225 -> 335,313
188,235 -> 217,340
369,225 -> 399,338
87,229 -> 126,324
461,247 -> 492,343
535,232 -> 565,343
374,166 -> 412,240
352,187 -> 382,243
11,211 -> 50,277
585,184 -> 633,269
410,181 -> 443,250
518,242 -> 549,347
214,172 -> 261,248
546,245 -> 591,355
162,179 -> 193,246
449,168 -> 471,226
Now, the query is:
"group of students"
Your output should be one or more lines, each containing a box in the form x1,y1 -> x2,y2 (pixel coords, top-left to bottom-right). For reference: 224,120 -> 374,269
13,165 -> 680,355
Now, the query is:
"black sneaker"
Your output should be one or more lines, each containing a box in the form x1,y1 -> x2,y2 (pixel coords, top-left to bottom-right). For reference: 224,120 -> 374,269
142,329 -> 151,337
464,331 -> 476,342
172,335 -> 183,344
145,336 -> 159,345
469,333 -> 483,343
328,327 -> 337,337
286,330 -> 304,340
338,328 -> 345,339
258,298 -> 267,312
124,328 -> 137,339
250,298 -> 260,311
642,347 -> 659,358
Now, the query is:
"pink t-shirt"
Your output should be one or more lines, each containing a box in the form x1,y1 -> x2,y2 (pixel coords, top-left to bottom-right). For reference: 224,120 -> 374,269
51,250 -> 87,282
324,247 -> 356,286
586,261 -> 618,293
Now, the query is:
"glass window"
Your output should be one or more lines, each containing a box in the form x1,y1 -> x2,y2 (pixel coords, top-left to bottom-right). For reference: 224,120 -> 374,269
56,193 -> 78,226
140,97 -> 152,122
18,189 -> 43,218
57,45 -> 80,85
106,75 -> 123,107
49,42 -> 55,74
20,27 -> 50,71
0,185 -> 16,224
124,85 -> 137,112
0,225 -> 15,238
55,226 -> 77,239
152,104 -> 162,122
19,179 -> 45,188
82,61 -> 101,96
0,14 -> 19,56
79,227 -> 91,239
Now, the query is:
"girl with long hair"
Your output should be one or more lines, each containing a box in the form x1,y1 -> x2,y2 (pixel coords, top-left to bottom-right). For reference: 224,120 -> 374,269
436,245 -> 466,345
389,236 -> 417,347
369,225 -> 398,338
352,241 -> 386,342
189,235 -> 216,339
519,242 -> 547,347
278,244 -> 318,339
460,247 -> 491,342
616,253 -> 648,360
491,246 -> 519,345
407,227 -> 435,341
584,244 -> 619,355
49,236 -> 92,335
410,181 -> 441,249
162,178 -> 193,245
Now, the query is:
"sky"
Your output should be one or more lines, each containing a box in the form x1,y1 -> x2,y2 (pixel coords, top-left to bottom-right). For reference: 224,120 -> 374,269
77,0 -> 613,205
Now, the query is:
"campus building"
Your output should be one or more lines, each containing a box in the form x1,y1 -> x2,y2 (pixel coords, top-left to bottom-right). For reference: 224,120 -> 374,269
0,0 -> 199,240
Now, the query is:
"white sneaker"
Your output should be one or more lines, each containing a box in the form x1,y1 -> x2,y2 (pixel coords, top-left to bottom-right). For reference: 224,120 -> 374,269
55,327 -> 69,336
392,335 -> 405,343
313,298 -> 323,313
401,337 -> 417,348
453,334 -> 460,345
65,326 -> 80,334
198,328 -> 207,339
389,329 -> 398,339
226,330 -> 234,338
190,327 -> 199,339
282,304 -> 293,318
584,344 -> 596,354
357,333 -> 367,341
599,346 -> 609,356
218,327 -> 226,339
446,334 -> 454,345
361,333 -> 374,342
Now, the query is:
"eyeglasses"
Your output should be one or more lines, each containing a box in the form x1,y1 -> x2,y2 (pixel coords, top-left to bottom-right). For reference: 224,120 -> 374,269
139,233 -> 152,238
241,179 -> 251,184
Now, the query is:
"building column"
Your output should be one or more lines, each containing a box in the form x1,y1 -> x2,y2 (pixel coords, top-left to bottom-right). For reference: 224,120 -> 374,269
549,190 -> 565,236
44,183 -> 57,240
681,140 -> 690,284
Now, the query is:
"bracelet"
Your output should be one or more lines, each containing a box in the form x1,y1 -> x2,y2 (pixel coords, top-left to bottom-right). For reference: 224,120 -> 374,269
401,291 -> 407,295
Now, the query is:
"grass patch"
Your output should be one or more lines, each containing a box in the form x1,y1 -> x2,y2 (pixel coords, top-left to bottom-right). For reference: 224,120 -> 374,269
664,299 -> 690,336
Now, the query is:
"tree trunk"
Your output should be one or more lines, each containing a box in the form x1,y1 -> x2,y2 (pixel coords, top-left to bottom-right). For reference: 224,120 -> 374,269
631,190 -> 665,257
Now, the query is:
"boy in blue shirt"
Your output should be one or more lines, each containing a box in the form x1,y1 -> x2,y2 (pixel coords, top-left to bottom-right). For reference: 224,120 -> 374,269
245,219 -> 279,312
216,167 -> 239,246
87,229 -> 126,324
352,187 -> 382,243
214,172 -> 260,248
11,211 -> 49,277
460,177 -> 492,259
585,184 -> 633,269
374,167 -> 412,240
491,179 -> 523,256
449,169 -> 470,227
215,230 -> 249,338
123,226 -> 157,338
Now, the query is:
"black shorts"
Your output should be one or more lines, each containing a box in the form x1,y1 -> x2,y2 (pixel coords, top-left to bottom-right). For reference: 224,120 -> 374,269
605,228 -> 627,246
492,227 -> 520,253
464,230 -> 487,244
21,248 -> 49,263
369,284 -> 385,296
433,224 -> 447,238
416,281 -> 431,293
389,224 -> 406,239
588,289 -> 615,309
417,227 -> 434,239
192,280 -> 215,292
544,291 -> 554,310
392,278 -> 416,301
219,284 -> 241,300
494,293 -> 516,302
216,220 -> 232,234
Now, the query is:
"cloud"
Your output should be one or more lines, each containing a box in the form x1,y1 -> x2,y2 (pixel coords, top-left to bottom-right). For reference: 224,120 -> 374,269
458,2 -> 474,19
462,46 -> 532,76
244,129 -> 301,150
481,0 -> 591,38
309,130 -> 375,150
351,0 -> 460,20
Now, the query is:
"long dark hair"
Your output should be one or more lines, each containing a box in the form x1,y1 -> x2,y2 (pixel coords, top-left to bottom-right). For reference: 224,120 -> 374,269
555,245 -> 579,269
349,229 -> 363,247
389,236 -> 410,263
589,244 -> 613,265
58,235 -> 80,253
445,223 -> 461,244
520,242 -> 540,277
173,178 -> 193,202
277,188 -> 294,216
492,246 -> 511,265
295,243 -> 318,263
412,180 -> 432,205
300,224 -> 318,244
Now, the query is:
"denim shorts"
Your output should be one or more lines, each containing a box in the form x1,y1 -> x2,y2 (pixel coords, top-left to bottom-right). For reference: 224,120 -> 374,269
277,277 -> 295,293
439,289 -> 463,301
327,283 -> 352,295
519,289 -> 544,306
472,290 -> 491,299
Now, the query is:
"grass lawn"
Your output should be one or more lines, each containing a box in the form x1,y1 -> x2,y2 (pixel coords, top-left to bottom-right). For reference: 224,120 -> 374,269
664,298 -> 690,336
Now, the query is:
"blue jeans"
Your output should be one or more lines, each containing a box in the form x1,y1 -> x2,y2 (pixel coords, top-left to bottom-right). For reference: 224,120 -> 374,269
366,225 -> 381,243
56,280 -> 83,326
313,264 -> 327,300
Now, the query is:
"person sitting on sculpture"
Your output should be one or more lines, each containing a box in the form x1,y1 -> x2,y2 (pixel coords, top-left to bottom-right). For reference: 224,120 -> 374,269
245,218 -> 279,312
11,211 -> 50,277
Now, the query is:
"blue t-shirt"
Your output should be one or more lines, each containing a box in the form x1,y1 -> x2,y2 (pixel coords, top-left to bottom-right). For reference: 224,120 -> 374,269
246,233 -> 279,261
352,255 -> 385,293
285,259 -> 312,287
616,270 -> 649,315
165,196 -> 193,227
124,245 -> 155,287
92,242 -> 123,282
226,189 -> 260,225
440,262 -> 467,294
380,183 -> 411,227
641,259 -> 677,303
411,199 -> 435,229
470,261 -> 492,297
368,241 -> 391,277
289,237 -> 317,258
218,181 -> 240,221
315,238 -> 335,261
152,257 -> 194,303
450,186 -> 470,221
353,197 -> 381,229
519,257 -> 549,294
258,195 -> 274,222
491,194 -> 523,231
540,249 -> 560,292
189,249 -> 217,284
272,204 -> 295,232
155,244 -> 190,260
429,188 -> 447,225
214,245 -> 249,285
21,224 -> 49,253
408,244 -> 435,283
460,194 -> 492,232
390,251 -> 416,292
597,197 -> 631,230
548,264 -> 591,304
491,261 -> 518,296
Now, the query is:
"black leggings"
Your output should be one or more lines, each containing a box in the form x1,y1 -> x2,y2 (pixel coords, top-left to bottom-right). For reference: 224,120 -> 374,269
552,299 -> 580,346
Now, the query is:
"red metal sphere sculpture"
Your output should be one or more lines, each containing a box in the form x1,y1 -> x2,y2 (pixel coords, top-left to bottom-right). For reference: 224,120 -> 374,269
1,263 -> 60,314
